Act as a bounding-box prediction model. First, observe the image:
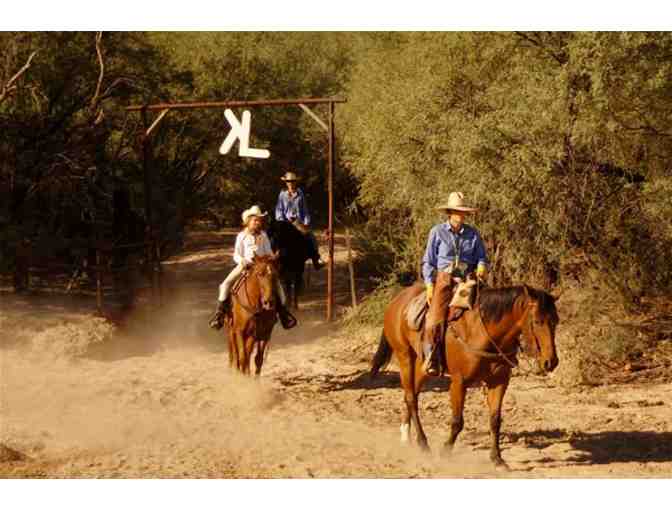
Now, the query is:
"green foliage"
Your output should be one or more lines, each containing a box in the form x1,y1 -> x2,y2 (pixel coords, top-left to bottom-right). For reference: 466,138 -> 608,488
341,32 -> 672,308
341,276 -> 402,332
2,31 -> 671,317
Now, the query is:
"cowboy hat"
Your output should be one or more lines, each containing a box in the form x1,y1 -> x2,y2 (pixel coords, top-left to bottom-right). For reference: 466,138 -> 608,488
241,205 -> 268,225
280,171 -> 301,182
435,192 -> 478,213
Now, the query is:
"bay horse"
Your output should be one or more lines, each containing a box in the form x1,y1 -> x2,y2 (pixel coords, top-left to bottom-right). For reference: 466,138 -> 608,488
225,255 -> 279,376
266,217 -> 313,310
370,283 -> 559,469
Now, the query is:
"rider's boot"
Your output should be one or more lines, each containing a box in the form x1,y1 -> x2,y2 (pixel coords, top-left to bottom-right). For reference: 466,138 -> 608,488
208,299 -> 230,330
277,303 -> 298,330
421,337 -> 440,376
312,256 -> 325,270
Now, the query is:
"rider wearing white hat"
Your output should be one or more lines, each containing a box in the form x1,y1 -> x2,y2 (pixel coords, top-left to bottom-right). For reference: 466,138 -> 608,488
209,205 -> 296,330
421,192 -> 489,376
275,170 -> 324,270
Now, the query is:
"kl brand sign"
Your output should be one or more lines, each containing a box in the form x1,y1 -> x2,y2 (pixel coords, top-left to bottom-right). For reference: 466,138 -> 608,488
219,109 -> 270,159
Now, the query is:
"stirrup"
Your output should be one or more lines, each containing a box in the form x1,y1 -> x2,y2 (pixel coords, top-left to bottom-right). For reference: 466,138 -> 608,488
208,300 -> 229,330
421,343 -> 440,376
209,311 -> 224,330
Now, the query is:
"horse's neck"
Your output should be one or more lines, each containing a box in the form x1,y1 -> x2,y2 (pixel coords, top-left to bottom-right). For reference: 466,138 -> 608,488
480,299 -> 528,349
236,272 -> 260,308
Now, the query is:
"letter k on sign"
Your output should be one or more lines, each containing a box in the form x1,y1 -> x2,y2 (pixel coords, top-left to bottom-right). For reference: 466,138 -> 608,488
219,109 -> 270,159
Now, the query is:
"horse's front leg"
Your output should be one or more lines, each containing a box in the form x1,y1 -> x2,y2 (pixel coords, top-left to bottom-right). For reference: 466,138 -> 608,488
442,375 -> 466,457
242,336 -> 255,375
229,329 -> 241,370
486,375 -> 511,470
294,272 -> 303,310
254,340 -> 267,376
235,331 -> 248,374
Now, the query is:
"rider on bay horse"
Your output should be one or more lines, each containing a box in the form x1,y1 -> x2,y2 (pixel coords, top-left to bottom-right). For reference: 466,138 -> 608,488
274,171 -> 325,271
209,205 -> 296,331
422,192 -> 489,376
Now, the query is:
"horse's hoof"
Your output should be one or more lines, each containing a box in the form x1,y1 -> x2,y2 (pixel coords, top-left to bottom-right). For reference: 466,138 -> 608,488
493,459 -> 510,472
400,424 -> 410,443
417,441 -> 431,454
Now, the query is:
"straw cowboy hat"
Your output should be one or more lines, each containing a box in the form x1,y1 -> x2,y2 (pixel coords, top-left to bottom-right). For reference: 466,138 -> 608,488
435,192 -> 478,213
241,205 -> 268,225
280,171 -> 301,182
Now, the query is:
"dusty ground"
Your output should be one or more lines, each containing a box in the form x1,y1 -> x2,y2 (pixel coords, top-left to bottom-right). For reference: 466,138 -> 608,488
1,228 -> 671,478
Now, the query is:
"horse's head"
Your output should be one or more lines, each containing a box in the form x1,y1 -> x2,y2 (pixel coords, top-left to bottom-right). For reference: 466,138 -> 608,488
250,255 -> 279,311
520,286 -> 560,374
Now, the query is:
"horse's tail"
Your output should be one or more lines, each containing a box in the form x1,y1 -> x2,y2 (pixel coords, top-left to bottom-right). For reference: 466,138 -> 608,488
370,330 -> 393,379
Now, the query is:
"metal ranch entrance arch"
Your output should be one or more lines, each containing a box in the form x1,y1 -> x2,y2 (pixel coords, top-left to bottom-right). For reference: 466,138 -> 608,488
125,97 -> 346,321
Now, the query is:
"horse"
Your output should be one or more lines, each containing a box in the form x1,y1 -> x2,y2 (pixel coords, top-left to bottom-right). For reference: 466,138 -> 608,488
266,217 -> 313,310
225,255 -> 279,376
370,282 -> 559,470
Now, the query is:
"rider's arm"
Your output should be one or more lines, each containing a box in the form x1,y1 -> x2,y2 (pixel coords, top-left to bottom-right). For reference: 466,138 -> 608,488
233,232 -> 252,266
233,232 -> 245,265
474,230 -> 489,270
421,226 -> 439,285
275,191 -> 287,221
299,189 -> 311,227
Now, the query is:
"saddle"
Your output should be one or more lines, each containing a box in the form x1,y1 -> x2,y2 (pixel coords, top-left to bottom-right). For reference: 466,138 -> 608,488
406,292 -> 428,331
405,279 -> 478,332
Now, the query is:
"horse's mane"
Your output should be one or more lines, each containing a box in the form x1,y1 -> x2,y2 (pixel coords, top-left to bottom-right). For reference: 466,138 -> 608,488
478,285 -> 558,325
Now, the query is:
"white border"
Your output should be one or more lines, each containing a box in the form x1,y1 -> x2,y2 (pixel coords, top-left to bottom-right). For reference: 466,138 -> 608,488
2,1 -> 671,30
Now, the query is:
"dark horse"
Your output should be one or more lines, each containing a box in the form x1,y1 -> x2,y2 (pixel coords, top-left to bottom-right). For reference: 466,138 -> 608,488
225,255 -> 279,376
370,283 -> 559,469
266,217 -> 313,310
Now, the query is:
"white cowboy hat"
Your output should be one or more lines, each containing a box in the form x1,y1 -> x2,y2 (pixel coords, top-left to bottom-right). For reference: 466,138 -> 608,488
241,205 -> 268,225
435,192 -> 478,213
280,171 -> 301,182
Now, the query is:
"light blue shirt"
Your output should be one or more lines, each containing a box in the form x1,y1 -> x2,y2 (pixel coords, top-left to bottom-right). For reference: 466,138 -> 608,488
275,188 -> 311,226
421,223 -> 488,284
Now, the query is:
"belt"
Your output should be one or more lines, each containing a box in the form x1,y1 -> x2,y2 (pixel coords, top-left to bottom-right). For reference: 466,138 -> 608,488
439,261 -> 469,273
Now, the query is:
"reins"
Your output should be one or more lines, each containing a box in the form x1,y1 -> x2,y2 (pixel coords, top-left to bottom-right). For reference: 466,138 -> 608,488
232,266 -> 273,316
446,279 -> 521,369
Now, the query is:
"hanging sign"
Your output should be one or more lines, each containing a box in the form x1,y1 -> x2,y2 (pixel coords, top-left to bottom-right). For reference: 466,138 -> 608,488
219,109 -> 270,159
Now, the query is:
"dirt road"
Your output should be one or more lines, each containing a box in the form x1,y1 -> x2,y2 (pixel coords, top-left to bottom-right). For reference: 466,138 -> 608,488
1,228 -> 671,478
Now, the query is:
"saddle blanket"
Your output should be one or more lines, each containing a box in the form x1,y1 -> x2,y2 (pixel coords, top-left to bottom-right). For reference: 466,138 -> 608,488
406,292 -> 428,331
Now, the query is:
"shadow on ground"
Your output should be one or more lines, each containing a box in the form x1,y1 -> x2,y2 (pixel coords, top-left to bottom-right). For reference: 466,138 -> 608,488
278,369 -> 452,393
506,428 -> 672,465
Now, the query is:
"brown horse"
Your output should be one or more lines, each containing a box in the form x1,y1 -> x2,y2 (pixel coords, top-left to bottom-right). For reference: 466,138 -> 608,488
370,282 -> 559,469
225,255 -> 279,376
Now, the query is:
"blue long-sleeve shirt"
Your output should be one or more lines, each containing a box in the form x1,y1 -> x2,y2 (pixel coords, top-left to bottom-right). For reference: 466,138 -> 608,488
275,188 -> 311,226
421,223 -> 488,284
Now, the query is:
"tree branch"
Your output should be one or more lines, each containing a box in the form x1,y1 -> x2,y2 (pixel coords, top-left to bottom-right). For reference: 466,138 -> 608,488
514,31 -> 567,66
91,31 -> 104,109
0,50 -> 38,103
